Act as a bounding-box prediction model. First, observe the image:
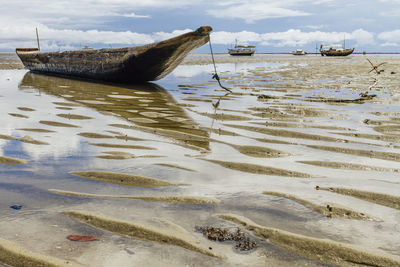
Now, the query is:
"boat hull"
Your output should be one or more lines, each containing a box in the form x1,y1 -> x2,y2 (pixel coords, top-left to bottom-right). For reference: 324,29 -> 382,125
16,26 -> 212,83
228,52 -> 255,56
320,48 -> 354,57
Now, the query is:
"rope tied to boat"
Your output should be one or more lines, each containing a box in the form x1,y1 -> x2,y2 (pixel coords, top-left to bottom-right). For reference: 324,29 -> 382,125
207,34 -> 232,93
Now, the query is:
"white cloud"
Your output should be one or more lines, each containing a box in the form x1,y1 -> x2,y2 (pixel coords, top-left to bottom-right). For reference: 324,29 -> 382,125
0,0 -> 196,28
120,13 -> 151,18
305,25 -> 325,30
0,18 -> 192,51
381,42 -> 399,47
207,3 -> 309,23
211,29 -> 374,47
378,29 -> 400,45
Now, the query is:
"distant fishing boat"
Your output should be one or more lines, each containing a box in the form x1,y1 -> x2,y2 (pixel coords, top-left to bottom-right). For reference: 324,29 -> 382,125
292,49 -> 307,55
320,35 -> 354,56
320,44 -> 354,56
16,26 -> 212,83
228,40 -> 255,56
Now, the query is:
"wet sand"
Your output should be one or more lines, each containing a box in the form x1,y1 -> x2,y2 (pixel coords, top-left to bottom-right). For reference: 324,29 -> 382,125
219,214 -> 400,267
49,189 -> 219,204
70,171 -> 183,187
1,54 -> 400,266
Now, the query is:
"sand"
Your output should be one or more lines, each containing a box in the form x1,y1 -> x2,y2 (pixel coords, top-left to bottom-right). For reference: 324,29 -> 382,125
219,214 -> 400,267
8,113 -> 29,118
49,189 -> 219,204
62,210 -> 219,258
17,128 -> 55,133
89,142 -> 155,150
96,151 -> 136,159
263,191 -> 376,220
2,55 -> 400,266
316,187 -> 400,210
0,134 -> 48,145
308,145 -> 400,162
0,237 -> 83,267
0,155 -> 27,165
77,132 -> 114,139
155,163 -> 196,172
298,160 -> 400,172
56,114 -> 93,120
203,159 -> 312,177
69,171 -> 183,187
39,120 -> 80,128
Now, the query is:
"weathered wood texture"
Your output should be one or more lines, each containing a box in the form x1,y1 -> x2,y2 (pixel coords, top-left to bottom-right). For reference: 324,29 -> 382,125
16,26 -> 212,83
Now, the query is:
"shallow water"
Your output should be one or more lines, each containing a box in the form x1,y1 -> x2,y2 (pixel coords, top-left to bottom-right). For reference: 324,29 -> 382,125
0,55 -> 400,266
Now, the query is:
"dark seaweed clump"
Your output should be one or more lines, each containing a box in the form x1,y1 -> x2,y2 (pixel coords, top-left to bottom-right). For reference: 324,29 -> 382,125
196,226 -> 257,252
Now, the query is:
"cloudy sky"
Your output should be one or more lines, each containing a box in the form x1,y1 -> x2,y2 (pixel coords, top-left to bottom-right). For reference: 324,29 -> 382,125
1,0 -> 400,53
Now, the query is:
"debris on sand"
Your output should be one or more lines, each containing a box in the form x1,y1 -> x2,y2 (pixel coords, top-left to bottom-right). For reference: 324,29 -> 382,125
196,226 -> 257,252
62,210 -> 219,257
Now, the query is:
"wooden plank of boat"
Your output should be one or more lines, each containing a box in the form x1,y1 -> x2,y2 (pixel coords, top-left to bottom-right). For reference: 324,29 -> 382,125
16,26 -> 212,83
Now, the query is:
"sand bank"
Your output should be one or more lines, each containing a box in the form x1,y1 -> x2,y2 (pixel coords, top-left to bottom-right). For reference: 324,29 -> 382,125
203,159 -> 311,177
316,187 -> 400,210
49,189 -> 219,204
0,155 -> 27,165
263,191 -> 376,220
62,210 -> 219,257
298,160 -> 399,172
0,237 -> 82,267
219,214 -> 400,267
69,171 -> 184,187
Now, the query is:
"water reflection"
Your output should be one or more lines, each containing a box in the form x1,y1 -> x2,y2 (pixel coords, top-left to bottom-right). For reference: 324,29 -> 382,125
19,72 -> 209,151
172,62 -> 288,78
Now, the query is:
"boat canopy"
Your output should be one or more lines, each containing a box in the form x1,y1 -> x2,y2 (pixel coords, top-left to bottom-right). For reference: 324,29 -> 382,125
321,44 -> 343,48
235,45 -> 256,48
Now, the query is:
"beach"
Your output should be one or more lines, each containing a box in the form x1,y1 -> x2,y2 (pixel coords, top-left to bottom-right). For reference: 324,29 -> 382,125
0,53 -> 400,266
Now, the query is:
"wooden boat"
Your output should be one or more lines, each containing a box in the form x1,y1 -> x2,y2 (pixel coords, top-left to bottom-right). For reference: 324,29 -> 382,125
16,26 -> 212,83
292,49 -> 307,55
320,44 -> 354,56
228,40 -> 255,56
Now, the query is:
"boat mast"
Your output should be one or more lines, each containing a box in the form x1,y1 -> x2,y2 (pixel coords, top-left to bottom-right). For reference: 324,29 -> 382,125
36,27 -> 40,51
343,34 -> 345,49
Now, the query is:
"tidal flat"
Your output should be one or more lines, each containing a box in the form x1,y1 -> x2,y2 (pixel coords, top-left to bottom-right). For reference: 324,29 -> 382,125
1,53 -> 400,266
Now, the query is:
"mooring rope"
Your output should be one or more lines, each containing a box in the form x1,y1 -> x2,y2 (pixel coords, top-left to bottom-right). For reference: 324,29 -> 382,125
208,35 -> 232,93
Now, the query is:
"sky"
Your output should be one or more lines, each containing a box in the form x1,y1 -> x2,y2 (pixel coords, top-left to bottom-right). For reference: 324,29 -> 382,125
1,0 -> 400,53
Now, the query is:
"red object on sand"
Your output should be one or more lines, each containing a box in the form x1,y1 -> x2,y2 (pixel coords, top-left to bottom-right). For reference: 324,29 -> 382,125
67,235 -> 98,242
